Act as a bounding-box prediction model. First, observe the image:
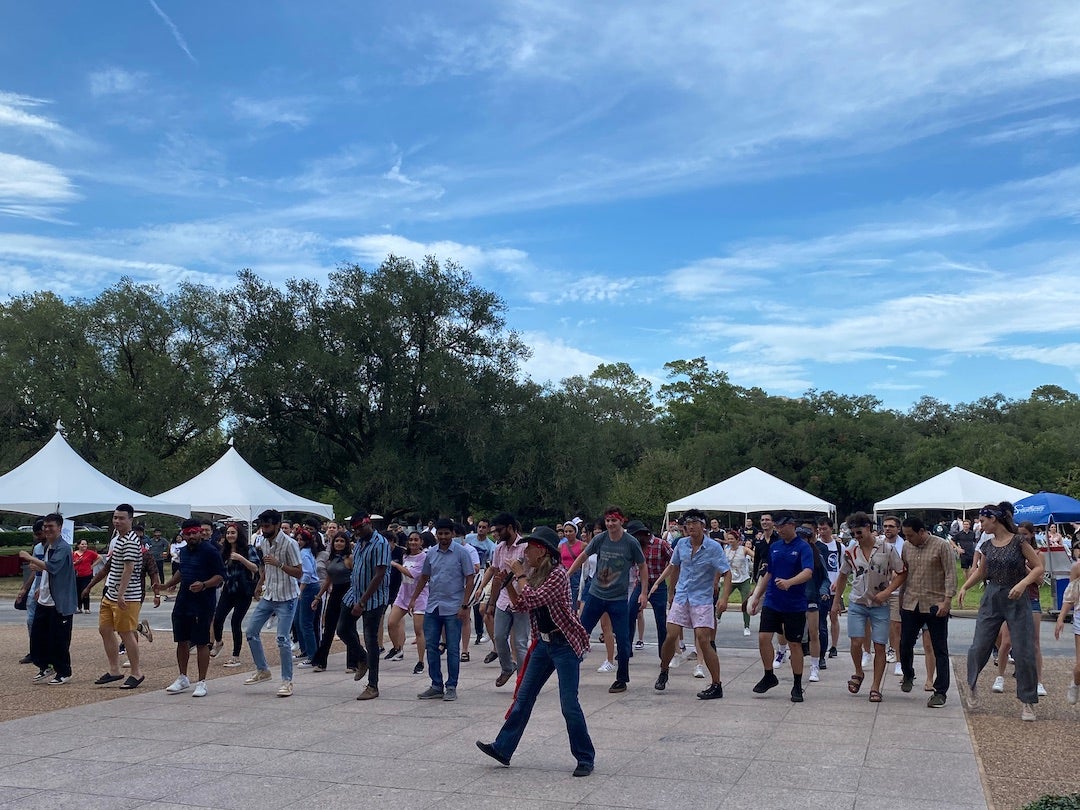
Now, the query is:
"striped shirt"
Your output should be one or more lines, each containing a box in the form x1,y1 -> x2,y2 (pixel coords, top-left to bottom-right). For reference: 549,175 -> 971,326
104,531 -> 144,602
344,531 -> 391,611
258,530 -> 301,602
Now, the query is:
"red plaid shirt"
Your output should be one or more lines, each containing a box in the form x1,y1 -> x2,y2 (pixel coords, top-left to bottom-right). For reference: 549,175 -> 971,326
644,535 -> 672,583
512,565 -> 590,658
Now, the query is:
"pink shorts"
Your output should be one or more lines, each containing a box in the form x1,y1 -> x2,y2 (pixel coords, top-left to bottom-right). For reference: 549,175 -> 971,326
667,600 -> 715,630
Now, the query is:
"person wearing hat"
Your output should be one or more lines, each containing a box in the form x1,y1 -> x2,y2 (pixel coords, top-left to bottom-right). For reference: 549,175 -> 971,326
747,510 -> 815,702
476,526 -> 594,777
243,509 -> 302,697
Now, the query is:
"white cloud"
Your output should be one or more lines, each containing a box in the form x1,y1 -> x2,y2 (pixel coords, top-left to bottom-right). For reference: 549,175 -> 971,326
88,67 -> 148,97
518,332 -> 606,384
337,233 -> 531,275
0,153 -> 79,220
232,97 -> 311,129
0,92 -> 72,144
148,0 -> 197,65
972,115 -> 1080,145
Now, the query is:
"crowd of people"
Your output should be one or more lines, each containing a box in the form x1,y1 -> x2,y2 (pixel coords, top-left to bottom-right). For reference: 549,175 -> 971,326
13,499 -> 1080,772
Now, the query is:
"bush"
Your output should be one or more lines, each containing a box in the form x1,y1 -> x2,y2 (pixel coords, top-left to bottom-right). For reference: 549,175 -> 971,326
0,531 -> 110,548
1022,794 -> 1080,810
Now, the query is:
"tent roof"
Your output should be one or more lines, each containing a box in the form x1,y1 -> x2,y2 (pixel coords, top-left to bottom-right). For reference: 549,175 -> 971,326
874,466 -> 1031,512
1012,491 -> 1080,525
154,445 -> 334,522
0,432 -> 190,518
667,467 -> 835,515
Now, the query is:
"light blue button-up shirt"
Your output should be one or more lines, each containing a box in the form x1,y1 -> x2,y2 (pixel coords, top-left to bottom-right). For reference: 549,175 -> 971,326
421,541 -> 474,616
671,537 -> 730,605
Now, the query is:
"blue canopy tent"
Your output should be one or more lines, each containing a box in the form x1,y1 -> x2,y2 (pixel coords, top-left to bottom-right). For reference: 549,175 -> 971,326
1013,491 -> 1080,611
1012,491 -> 1080,525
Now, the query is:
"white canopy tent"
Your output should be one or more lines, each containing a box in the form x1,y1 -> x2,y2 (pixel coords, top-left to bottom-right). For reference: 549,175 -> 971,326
154,443 -> 334,523
666,467 -> 836,517
0,432 -> 190,518
873,466 -> 1031,514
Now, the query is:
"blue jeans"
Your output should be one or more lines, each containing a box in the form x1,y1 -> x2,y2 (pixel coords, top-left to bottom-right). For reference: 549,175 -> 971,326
493,637 -> 594,768
245,597 -> 297,681
580,592 -> 631,682
292,582 -> 319,660
647,582 -> 668,654
494,605 -> 530,675
423,609 -> 462,690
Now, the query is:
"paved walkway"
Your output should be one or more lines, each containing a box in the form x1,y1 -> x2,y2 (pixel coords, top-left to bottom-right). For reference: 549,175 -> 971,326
0,641 -> 986,810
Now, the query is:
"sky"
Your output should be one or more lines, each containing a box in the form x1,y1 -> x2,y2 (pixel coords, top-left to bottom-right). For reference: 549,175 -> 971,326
2,1 -> 1080,409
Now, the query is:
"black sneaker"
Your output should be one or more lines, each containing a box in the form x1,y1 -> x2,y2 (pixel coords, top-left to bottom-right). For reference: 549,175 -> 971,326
608,680 -> 627,693
654,671 -> 669,691
476,741 -> 510,767
412,661 -> 425,675
752,671 -> 779,694
900,676 -> 914,693
818,656 -> 827,671
791,684 -> 804,703
572,763 -> 594,777
18,654 -> 33,665
828,646 -> 838,658
383,647 -> 402,661
697,682 -> 723,700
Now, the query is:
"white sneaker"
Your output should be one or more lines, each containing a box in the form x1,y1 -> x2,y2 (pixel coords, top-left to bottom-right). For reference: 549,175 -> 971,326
669,652 -> 682,668
774,648 -> 787,667
277,679 -> 293,697
1037,682 -> 1047,697
894,662 -> 903,676
597,660 -> 615,674
291,641 -> 300,654
992,675 -> 1005,693
885,647 -> 896,663
1067,683 -> 1078,705
1021,703 -> 1036,722
693,664 -> 706,679
861,651 -> 872,668
166,675 -> 191,694
809,663 -> 820,682
743,627 -> 751,637
192,681 -> 207,698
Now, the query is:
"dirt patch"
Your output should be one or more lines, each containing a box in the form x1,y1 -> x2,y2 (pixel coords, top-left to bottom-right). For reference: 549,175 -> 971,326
955,656 -> 1080,810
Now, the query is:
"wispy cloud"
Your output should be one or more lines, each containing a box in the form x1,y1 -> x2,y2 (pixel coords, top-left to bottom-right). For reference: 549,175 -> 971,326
232,97 -> 311,130
88,67 -> 148,97
0,153 -> 79,221
0,92 -> 72,145
148,0 -> 197,65
972,115 -> 1080,146
336,233 -> 531,276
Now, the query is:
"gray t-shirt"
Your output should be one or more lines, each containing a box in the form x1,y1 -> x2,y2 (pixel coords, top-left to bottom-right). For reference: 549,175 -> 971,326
585,531 -> 646,600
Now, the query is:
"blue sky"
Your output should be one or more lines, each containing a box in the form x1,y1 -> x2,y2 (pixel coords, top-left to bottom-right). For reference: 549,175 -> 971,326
3,1 -> 1080,409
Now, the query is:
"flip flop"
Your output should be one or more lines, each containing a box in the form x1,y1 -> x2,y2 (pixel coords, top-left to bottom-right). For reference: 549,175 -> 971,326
94,672 -> 124,685
847,674 -> 865,694
869,690 -> 883,703
118,675 -> 145,690
924,683 -> 936,692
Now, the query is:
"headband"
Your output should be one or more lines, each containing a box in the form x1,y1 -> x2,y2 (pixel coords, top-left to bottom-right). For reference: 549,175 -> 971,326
605,511 -> 626,523
979,507 -> 1004,519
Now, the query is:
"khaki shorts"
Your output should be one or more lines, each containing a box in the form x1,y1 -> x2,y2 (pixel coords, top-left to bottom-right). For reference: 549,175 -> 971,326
99,597 -> 142,633
889,592 -> 901,623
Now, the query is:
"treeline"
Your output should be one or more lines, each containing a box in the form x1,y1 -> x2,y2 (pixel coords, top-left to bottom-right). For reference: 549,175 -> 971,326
2,256 -> 1078,526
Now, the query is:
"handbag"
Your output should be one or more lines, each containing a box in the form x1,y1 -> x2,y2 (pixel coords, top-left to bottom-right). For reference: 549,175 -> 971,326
14,592 -> 28,610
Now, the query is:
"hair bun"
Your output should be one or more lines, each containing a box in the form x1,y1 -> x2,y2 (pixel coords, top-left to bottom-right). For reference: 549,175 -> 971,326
998,501 -> 1015,515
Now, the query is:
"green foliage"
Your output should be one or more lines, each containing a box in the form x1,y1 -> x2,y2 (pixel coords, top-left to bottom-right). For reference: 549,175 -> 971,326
1021,793 -> 1080,810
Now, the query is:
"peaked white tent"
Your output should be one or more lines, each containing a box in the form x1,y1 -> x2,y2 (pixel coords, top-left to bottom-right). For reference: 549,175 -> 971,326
154,443 -> 334,523
667,467 -> 835,516
874,466 -> 1031,513
0,432 -> 190,518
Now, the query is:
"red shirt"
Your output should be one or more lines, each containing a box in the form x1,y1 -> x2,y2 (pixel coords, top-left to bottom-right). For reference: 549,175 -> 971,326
644,536 -> 672,582
73,548 -> 100,577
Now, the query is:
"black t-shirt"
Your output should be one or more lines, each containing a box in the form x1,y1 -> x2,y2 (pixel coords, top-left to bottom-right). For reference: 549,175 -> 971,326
955,530 -> 977,565
751,532 -> 778,581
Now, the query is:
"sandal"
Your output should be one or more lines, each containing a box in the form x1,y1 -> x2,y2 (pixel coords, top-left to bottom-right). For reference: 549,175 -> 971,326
460,651 -> 470,662
869,690 -> 883,703
847,674 -> 865,694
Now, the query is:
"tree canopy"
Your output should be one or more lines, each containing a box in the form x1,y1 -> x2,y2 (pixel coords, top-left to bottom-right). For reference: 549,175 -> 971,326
2,256 -> 1078,527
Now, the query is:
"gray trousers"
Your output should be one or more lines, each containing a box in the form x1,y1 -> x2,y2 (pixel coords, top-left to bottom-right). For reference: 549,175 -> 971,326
966,582 -> 1038,703
494,606 -> 530,675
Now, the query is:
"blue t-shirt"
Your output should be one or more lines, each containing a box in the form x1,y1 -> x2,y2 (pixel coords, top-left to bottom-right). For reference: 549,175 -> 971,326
671,537 -> 730,605
174,540 -> 227,616
764,537 -> 814,613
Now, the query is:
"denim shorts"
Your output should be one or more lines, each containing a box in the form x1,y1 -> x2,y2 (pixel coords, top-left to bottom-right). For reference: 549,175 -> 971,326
847,601 -> 890,645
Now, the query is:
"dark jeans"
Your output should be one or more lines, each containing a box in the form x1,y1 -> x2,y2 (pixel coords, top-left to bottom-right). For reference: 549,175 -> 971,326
900,606 -> 950,695
76,575 -> 93,611
311,584 -> 348,669
423,609 -> 462,690
293,582 -> 320,660
213,588 -> 254,656
338,603 -> 386,687
627,582 -> 667,656
493,637 -> 595,768
580,592 -> 631,682
818,593 -> 833,654
30,604 -> 73,677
